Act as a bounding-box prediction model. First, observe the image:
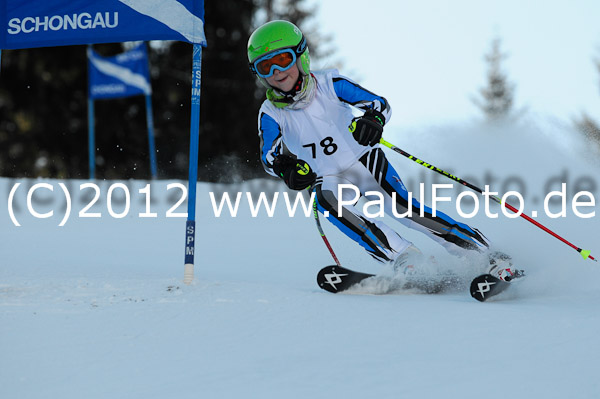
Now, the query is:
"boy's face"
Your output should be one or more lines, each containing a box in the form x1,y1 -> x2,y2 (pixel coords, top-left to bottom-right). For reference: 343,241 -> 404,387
265,64 -> 300,92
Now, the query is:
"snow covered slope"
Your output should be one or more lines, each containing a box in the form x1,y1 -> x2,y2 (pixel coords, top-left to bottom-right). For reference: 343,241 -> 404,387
1,120 -> 599,399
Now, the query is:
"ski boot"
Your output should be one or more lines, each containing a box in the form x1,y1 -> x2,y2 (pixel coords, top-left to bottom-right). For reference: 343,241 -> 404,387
488,251 -> 525,282
392,245 -> 424,275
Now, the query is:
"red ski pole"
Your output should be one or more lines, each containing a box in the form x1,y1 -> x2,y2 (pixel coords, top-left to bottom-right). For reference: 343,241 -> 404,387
380,138 -> 596,262
312,195 -> 342,267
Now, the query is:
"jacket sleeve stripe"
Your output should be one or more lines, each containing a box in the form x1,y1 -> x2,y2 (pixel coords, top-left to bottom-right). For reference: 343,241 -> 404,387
332,77 -> 391,122
258,112 -> 282,175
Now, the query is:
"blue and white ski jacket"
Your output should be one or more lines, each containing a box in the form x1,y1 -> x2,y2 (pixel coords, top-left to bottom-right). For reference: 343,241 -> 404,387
257,69 -> 392,177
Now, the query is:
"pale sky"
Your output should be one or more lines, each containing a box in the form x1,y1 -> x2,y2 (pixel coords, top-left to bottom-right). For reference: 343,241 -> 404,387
312,0 -> 600,128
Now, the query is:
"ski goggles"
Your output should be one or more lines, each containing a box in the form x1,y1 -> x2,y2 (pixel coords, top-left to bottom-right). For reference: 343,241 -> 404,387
250,48 -> 297,78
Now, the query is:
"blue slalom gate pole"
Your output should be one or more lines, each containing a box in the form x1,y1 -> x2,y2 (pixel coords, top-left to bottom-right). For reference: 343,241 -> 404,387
183,44 -> 202,284
87,45 -> 95,180
145,94 -> 158,178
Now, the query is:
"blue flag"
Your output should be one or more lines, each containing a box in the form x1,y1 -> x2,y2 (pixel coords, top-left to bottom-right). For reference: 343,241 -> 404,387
88,43 -> 151,100
0,0 -> 206,49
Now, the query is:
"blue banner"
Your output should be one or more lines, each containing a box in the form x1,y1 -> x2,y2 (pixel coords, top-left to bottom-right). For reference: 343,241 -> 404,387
88,43 -> 151,100
0,0 -> 206,49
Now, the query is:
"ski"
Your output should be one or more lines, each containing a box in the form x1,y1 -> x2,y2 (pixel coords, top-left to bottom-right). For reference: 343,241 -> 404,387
317,265 -> 519,301
469,274 -> 510,302
317,265 -> 375,293
316,265 -> 466,294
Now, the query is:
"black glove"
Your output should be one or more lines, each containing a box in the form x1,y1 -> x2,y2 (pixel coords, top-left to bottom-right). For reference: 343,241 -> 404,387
349,109 -> 385,146
272,154 -> 317,190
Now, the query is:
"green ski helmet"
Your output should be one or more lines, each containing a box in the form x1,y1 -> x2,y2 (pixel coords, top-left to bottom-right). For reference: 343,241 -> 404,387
247,20 -> 311,88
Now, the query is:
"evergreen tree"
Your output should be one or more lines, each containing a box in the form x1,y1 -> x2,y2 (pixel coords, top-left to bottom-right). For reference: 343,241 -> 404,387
575,113 -> 600,150
0,45 -> 89,178
574,51 -> 600,151
473,38 -> 516,121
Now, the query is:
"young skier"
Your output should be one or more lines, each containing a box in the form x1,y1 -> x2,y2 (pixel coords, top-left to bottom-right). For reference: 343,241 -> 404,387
247,20 -> 521,282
